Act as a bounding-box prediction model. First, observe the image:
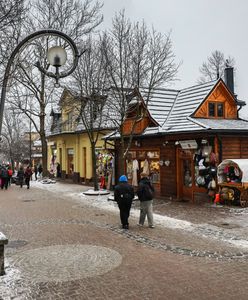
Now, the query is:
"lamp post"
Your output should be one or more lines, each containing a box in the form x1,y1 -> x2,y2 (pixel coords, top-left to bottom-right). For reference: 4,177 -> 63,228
0,29 -> 80,136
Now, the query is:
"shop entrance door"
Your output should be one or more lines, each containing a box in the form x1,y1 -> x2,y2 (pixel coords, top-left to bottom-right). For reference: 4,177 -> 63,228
67,154 -> 74,178
178,149 -> 193,201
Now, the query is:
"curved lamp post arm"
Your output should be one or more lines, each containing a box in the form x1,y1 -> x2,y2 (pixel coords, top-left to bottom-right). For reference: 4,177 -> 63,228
0,29 -> 80,135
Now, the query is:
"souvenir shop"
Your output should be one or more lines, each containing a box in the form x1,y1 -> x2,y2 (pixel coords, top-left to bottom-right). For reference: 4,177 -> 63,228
96,149 -> 115,190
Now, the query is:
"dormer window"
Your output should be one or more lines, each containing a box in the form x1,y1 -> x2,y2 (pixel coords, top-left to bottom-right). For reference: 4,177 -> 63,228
208,102 -> 224,118
217,103 -> 224,117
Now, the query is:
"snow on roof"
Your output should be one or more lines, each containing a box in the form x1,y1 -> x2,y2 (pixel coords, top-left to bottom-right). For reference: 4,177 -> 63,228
140,87 -> 179,126
189,118 -> 248,131
160,80 -> 218,133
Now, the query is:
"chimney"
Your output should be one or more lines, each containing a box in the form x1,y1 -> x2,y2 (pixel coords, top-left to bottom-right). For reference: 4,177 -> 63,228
224,60 -> 234,95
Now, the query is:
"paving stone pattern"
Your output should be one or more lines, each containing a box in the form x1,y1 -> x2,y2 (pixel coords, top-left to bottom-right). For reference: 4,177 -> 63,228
9,244 -> 122,283
0,182 -> 248,299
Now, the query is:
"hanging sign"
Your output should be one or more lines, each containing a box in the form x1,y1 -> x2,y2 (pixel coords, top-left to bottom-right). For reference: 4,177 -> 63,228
179,140 -> 198,150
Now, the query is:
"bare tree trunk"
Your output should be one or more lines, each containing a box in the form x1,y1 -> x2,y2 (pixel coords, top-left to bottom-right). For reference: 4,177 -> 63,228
119,134 -> 125,175
91,143 -> 99,191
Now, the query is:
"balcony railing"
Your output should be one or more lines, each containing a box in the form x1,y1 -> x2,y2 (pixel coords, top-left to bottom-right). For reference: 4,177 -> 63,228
50,119 -> 78,135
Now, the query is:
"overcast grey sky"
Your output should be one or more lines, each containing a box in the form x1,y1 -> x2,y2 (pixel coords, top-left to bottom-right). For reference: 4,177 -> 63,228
102,0 -> 248,117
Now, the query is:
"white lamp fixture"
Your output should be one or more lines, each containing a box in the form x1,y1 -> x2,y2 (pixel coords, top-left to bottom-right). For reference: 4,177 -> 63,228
47,46 -> 67,67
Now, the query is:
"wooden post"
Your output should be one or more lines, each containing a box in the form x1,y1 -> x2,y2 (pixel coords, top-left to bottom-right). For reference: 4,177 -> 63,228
0,232 -> 8,276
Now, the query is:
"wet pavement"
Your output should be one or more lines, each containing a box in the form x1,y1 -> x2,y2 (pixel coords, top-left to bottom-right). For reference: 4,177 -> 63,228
0,181 -> 248,299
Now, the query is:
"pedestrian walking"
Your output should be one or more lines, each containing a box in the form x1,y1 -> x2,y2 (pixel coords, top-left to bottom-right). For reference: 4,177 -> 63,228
34,164 -> 38,180
17,166 -> 24,188
56,163 -> 61,178
7,166 -> 13,186
137,172 -> 155,228
24,166 -> 33,189
114,175 -> 134,229
38,164 -> 43,179
0,166 -> 9,190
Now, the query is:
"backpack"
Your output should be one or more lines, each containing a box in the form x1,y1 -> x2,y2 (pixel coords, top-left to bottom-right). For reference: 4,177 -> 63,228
0,168 -> 8,178
120,192 -> 133,201
143,184 -> 154,200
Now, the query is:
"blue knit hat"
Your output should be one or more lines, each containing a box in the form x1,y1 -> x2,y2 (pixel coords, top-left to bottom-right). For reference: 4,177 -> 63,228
119,175 -> 128,182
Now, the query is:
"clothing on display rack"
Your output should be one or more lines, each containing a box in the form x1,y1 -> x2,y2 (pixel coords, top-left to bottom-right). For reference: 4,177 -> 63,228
132,159 -> 139,186
142,159 -> 150,175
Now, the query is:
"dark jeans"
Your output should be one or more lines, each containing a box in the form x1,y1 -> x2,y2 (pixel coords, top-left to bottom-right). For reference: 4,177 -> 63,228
25,178 -> 30,189
0,178 -> 8,189
117,201 -> 132,227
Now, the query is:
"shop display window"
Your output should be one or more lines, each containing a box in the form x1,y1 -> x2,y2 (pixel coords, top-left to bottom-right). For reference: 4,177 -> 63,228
183,159 -> 192,187
149,160 -> 160,183
126,149 -> 160,185
193,141 -> 218,189
96,149 -> 114,190
128,151 -> 136,159
137,151 -> 146,159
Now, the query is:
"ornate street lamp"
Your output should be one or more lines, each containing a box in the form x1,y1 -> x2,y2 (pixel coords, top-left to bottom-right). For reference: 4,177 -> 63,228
0,29 -> 80,135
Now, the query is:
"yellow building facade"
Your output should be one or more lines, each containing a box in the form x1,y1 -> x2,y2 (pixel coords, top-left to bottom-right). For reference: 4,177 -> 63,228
47,89 -> 115,184
47,132 -> 112,183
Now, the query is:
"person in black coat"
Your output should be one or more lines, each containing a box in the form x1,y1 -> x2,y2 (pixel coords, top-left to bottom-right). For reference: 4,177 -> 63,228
114,175 -> 134,229
137,172 -> 155,228
17,166 -> 24,188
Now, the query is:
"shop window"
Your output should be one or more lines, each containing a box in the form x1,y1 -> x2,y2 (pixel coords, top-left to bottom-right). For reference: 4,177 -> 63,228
217,103 -> 224,117
208,103 -> 215,117
128,151 -> 136,159
96,150 -> 114,189
138,151 -> 146,159
147,151 -> 159,159
149,160 -> 160,184
126,149 -> 160,185
183,160 -> 192,187
208,102 -> 224,118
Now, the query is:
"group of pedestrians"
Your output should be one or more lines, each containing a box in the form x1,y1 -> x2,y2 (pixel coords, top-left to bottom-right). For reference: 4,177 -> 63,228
16,165 -> 33,189
0,164 -> 37,190
114,172 -> 155,230
0,165 -> 13,190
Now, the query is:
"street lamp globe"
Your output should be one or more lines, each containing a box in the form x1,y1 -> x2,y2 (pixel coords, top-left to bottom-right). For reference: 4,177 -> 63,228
47,46 -> 67,67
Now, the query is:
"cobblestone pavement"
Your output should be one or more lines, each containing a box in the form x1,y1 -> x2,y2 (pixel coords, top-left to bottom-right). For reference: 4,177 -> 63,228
0,181 -> 248,299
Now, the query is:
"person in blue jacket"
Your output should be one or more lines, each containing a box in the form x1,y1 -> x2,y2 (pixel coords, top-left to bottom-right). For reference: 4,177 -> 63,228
114,175 -> 134,229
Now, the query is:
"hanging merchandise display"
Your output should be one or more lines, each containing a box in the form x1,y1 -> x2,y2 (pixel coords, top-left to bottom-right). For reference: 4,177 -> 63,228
132,158 -> 139,186
125,150 -> 160,187
96,150 -> 114,190
193,141 -> 218,192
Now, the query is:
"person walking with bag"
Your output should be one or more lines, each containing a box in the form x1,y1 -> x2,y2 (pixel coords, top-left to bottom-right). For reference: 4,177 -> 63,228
137,172 -> 155,228
114,175 -> 134,230
7,166 -> 13,186
0,166 -> 9,190
24,165 -> 32,189
17,166 -> 24,188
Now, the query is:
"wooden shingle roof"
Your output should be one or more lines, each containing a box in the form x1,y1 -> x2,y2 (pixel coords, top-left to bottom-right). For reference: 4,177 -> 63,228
160,80 -> 218,133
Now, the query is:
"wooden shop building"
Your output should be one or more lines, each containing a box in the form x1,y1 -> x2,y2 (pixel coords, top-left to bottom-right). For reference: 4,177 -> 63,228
109,67 -> 248,202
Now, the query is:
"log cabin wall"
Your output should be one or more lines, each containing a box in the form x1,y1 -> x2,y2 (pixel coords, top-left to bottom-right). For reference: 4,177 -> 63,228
114,134 -> 248,201
221,137 -> 248,159
160,143 -> 177,196
114,137 -> 177,197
